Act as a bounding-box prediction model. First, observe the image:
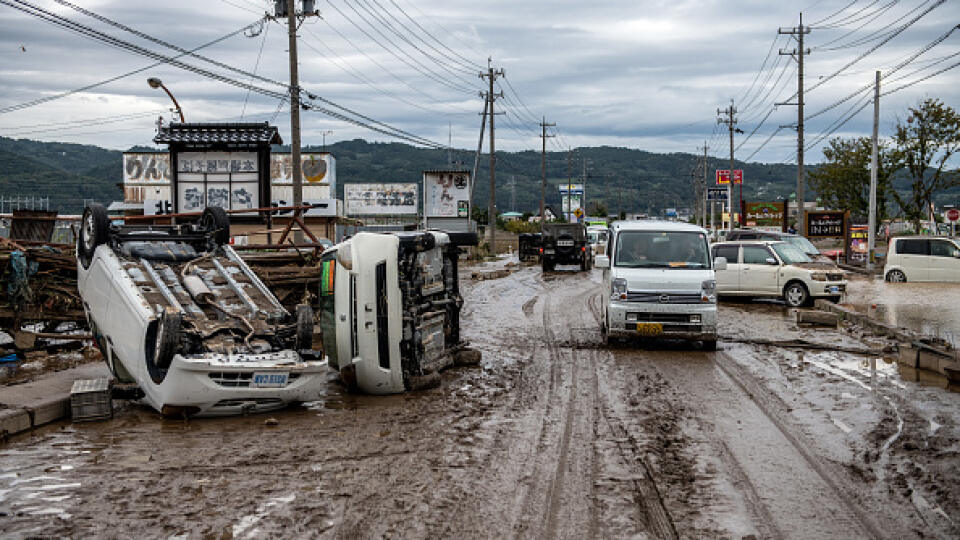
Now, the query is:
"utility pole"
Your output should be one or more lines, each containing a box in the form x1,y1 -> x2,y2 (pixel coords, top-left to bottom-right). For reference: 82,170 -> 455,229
717,100 -> 737,231
469,99 -> 488,228
867,70 -> 881,270
566,150 -> 573,222
779,14 -> 811,235
479,59 -> 504,252
539,117 -> 555,224
279,0 -> 319,243
582,157 -> 588,218
701,142 -> 709,229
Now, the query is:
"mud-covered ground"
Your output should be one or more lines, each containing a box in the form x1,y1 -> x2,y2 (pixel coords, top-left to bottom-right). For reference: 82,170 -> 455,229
1,262 -> 959,538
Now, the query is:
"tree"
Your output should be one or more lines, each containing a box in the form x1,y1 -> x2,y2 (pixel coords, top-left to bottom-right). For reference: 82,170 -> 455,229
587,201 -> 608,216
891,98 -> 960,232
807,137 -> 895,223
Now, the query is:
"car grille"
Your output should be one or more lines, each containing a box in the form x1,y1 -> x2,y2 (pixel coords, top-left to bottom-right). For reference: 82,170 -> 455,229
212,398 -> 284,408
827,272 -> 844,281
625,292 -> 703,304
632,313 -> 690,323
208,372 -> 301,387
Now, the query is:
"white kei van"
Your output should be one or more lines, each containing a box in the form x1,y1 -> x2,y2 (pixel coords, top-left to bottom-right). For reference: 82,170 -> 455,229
595,221 -> 723,349
884,236 -> 960,282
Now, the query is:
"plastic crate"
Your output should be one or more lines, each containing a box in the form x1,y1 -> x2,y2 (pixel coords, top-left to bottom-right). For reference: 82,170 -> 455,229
70,378 -> 113,422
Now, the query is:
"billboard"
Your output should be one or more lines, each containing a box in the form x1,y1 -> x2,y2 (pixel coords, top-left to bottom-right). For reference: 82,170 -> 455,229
176,151 -> 260,212
124,152 -> 171,184
345,183 -> 418,215
558,184 -> 584,221
424,170 -> 470,218
806,210 -> 847,238
744,201 -> 785,228
716,169 -> 743,185
270,153 -> 335,190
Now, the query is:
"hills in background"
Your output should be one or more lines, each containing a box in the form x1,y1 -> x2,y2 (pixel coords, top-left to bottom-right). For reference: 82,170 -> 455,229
0,135 -> 806,215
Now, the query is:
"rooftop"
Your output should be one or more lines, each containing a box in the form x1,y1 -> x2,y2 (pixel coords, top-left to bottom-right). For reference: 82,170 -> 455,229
153,122 -> 282,146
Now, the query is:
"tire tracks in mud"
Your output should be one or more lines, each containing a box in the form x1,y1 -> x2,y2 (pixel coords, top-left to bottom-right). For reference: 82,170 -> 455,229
714,352 -> 906,539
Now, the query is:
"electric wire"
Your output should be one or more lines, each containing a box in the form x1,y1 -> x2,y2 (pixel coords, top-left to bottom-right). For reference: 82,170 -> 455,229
4,0 -> 447,148
241,21 -> 269,119
386,0 -> 484,70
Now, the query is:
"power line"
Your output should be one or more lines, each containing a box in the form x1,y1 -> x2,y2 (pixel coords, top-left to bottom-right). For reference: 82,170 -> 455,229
386,0 -> 483,70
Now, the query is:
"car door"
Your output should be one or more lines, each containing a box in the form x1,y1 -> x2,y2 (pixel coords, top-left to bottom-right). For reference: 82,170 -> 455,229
712,244 -> 740,293
740,245 -> 780,294
928,239 -> 960,281
895,239 -> 929,281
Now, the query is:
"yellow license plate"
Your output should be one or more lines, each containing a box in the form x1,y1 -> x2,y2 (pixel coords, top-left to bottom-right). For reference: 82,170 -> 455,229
635,322 -> 663,336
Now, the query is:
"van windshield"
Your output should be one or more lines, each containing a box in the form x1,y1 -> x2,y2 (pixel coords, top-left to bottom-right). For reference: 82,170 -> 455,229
614,231 -> 710,269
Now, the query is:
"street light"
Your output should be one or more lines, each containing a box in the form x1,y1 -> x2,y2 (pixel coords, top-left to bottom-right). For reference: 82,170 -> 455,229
147,77 -> 185,123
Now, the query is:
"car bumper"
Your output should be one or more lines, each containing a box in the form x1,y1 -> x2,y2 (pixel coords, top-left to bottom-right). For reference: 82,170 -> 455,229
808,281 -> 847,297
144,351 -> 328,417
606,300 -> 718,340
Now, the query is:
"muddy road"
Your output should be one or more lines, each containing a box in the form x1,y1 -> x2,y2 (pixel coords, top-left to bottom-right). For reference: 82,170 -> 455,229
2,264 -> 958,538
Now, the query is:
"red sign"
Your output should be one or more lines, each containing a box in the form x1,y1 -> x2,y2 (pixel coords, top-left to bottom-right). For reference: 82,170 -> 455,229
948,208 -> 959,222
715,169 -> 743,185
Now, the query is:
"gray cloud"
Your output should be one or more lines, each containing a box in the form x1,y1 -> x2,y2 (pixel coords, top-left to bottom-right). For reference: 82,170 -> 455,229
0,0 -> 957,166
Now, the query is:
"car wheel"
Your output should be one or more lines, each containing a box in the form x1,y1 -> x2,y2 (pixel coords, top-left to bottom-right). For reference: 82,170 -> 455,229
295,304 -> 315,350
78,204 -> 110,270
886,269 -> 906,283
147,308 -> 181,384
783,282 -> 810,308
702,339 -> 717,351
200,206 -> 231,246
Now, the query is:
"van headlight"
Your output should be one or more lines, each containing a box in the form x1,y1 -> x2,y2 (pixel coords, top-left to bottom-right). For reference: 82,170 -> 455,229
701,279 -> 716,303
810,272 -> 827,281
611,278 -> 627,301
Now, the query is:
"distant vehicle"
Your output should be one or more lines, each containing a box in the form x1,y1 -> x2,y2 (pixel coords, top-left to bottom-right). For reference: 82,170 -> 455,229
595,220 -> 720,349
586,225 -> 609,257
518,232 -> 542,262
541,223 -> 591,271
76,204 -> 326,417
725,229 -> 833,263
711,240 -> 847,307
584,218 -> 608,227
320,231 -> 479,394
884,236 -> 960,282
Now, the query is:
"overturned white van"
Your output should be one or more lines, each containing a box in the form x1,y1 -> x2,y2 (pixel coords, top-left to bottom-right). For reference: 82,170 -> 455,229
318,231 -> 479,394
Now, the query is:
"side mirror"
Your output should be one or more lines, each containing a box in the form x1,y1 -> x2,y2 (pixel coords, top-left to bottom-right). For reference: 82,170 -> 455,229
765,257 -> 779,265
595,255 -> 610,269
713,256 -> 727,271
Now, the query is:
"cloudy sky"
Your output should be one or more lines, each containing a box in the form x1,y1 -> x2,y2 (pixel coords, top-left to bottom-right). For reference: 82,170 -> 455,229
0,0 -> 957,165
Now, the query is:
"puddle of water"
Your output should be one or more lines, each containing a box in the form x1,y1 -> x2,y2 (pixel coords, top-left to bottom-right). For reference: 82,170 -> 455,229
845,280 -> 960,346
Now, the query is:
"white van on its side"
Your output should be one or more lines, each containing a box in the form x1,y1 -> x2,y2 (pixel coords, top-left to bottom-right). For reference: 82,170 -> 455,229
595,221 -> 723,350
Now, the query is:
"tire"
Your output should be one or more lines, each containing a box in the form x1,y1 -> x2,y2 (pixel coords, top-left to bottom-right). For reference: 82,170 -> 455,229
579,258 -> 587,272
702,339 -> 717,351
783,281 -> 810,308
200,206 -> 230,246
78,204 -> 110,270
542,260 -> 554,273
295,304 -> 315,350
147,308 -> 181,384
886,269 -> 906,283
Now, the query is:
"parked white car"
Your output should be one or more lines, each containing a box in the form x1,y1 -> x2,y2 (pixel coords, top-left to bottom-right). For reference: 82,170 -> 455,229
76,204 -> 327,417
320,231 -> 479,394
586,225 -> 610,257
711,240 -> 846,307
884,236 -> 960,282
595,221 -> 720,349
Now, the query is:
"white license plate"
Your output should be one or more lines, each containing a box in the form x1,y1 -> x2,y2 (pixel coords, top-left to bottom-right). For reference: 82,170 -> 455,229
251,372 -> 288,388
829,286 -> 840,294
544,249 -> 555,255
557,240 -> 574,247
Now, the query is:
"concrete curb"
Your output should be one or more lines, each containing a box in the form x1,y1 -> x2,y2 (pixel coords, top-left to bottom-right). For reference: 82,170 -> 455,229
813,299 -> 919,342
0,396 -> 70,440
0,363 -> 110,441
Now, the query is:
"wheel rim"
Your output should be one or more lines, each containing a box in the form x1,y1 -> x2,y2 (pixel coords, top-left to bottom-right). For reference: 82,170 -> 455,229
891,271 -> 905,282
82,213 -> 96,251
786,286 -> 804,306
